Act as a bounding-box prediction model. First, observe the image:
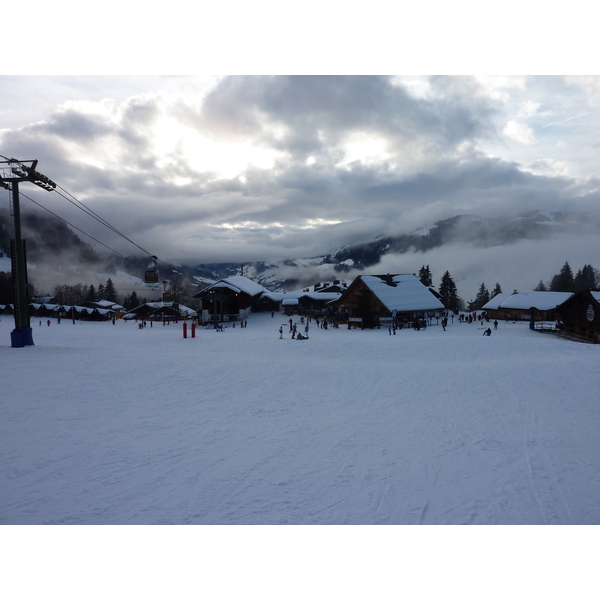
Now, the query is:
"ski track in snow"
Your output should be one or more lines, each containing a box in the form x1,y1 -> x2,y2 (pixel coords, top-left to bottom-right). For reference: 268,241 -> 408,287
1,313 -> 600,524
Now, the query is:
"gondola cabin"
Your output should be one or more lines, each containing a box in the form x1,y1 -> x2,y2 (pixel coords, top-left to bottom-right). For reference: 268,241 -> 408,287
145,256 -> 159,286
144,270 -> 159,284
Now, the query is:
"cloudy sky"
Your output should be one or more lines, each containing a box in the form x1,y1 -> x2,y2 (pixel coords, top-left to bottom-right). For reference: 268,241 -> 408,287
2,7 -> 600,297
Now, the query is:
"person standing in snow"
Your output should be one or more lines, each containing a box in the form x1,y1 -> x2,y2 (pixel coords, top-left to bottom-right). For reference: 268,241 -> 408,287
279,326 -> 283,339
493,320 -> 498,330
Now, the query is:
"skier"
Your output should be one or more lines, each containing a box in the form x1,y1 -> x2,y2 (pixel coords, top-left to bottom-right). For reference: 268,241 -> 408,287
483,328 -> 492,336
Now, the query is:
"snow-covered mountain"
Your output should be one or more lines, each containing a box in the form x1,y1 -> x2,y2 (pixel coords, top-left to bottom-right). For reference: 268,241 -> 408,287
3,209 -> 600,294
210,210 -> 600,291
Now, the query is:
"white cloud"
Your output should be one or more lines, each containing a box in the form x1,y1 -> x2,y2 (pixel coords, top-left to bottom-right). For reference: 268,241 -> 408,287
502,120 -> 537,144
2,75 -> 600,279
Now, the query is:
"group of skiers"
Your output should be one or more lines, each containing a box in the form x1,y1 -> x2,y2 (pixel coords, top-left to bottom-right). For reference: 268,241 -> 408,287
275,310 -> 503,339
281,317 -> 310,340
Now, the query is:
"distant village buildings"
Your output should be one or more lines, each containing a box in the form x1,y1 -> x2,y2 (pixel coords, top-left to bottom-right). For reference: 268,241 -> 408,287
193,276 -> 346,324
2,270 -> 599,343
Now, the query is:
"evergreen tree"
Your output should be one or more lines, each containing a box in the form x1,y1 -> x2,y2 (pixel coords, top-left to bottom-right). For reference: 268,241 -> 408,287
534,280 -> 547,291
573,264 -> 597,292
105,278 -> 117,303
86,284 -> 96,302
491,283 -> 502,298
418,264 -> 433,288
127,291 -> 139,310
549,262 -> 574,292
97,283 -> 106,300
439,271 -> 460,312
474,283 -> 490,310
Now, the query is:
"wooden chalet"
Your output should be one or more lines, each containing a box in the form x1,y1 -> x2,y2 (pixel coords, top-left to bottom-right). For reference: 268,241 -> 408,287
330,274 -> 445,328
0,303 -> 13,315
556,290 -> 600,343
124,302 -> 196,322
482,291 -> 573,322
30,303 -> 116,321
193,276 -> 267,324
258,290 -> 342,316
83,300 -> 125,317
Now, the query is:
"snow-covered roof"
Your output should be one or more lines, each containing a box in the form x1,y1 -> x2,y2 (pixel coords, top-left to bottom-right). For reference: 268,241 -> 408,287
92,300 -> 124,309
32,296 -> 55,304
591,291 -> 600,303
361,274 -> 445,312
29,302 -> 116,315
481,293 -> 512,310
261,291 -> 289,302
126,302 -> 197,316
262,291 -> 341,302
282,298 -> 299,306
485,291 -> 573,311
205,276 -> 266,297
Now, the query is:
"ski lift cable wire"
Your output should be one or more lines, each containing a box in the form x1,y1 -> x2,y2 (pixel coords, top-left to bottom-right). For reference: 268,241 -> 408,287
1,153 -> 160,259
0,155 -> 197,285
50,184 -> 191,281
53,184 -> 155,259
21,188 -> 196,285
19,190 -> 137,264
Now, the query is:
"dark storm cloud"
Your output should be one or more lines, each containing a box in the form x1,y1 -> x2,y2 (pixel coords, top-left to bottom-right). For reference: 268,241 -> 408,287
33,110 -> 113,142
195,76 -> 499,160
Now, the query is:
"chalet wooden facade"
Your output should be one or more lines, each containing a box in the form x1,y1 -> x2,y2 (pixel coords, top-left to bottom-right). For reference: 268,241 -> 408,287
330,274 -> 445,328
556,290 -> 600,343
83,300 -> 125,318
258,291 -> 342,316
124,302 -> 196,322
482,291 -> 573,322
194,276 -> 267,323
30,303 -> 116,321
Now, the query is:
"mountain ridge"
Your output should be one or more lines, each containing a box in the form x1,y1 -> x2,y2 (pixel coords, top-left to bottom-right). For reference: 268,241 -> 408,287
2,209 -> 600,293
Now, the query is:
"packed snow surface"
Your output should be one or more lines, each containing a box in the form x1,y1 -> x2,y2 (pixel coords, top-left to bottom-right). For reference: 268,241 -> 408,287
2,312 -> 600,524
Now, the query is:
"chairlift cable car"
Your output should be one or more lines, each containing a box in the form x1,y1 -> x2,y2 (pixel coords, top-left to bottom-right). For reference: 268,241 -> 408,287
145,255 -> 159,284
